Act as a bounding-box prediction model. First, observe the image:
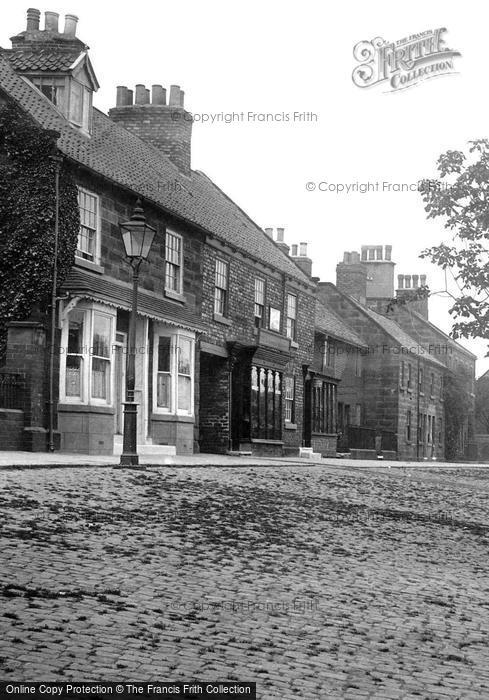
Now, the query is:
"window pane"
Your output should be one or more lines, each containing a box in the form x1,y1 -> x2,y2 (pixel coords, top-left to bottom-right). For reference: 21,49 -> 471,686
158,337 -> 171,372
287,294 -> 297,319
92,314 -> 110,358
178,375 -> 191,411
178,338 -> 192,375
91,358 -> 109,399
157,374 -> 171,408
67,311 -> 84,354
255,278 -> 265,305
66,356 -> 82,397
70,81 -> 83,123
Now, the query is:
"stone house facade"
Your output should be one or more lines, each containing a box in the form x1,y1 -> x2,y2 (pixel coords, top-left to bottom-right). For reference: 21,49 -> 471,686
0,9 -> 315,457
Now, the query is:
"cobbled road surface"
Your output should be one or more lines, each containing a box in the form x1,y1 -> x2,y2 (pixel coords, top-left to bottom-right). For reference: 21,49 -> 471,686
1,463 -> 489,699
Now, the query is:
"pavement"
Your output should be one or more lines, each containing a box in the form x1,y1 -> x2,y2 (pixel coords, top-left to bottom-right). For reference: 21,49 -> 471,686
0,450 -> 487,470
1,460 -> 489,698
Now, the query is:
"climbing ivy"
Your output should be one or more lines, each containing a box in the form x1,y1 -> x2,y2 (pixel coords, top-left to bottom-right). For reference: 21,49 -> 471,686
0,102 -> 79,361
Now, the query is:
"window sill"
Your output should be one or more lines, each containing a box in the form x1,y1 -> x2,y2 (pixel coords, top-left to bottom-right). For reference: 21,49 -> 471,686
165,288 -> 186,303
214,313 -> 232,326
250,438 -> 284,445
150,413 -> 195,423
75,257 -> 104,274
284,422 -> 297,430
58,403 -> 114,414
290,340 -> 299,350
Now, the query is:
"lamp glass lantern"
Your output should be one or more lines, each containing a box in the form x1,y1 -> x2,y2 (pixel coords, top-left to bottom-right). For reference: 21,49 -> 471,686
119,200 -> 156,262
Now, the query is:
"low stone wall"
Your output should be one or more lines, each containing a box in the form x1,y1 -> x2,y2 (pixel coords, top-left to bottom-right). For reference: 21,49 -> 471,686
311,433 -> 337,457
0,409 -> 24,450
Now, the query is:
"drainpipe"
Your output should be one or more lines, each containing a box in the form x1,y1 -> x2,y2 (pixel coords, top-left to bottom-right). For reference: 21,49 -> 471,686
48,152 -> 63,452
416,353 -> 420,461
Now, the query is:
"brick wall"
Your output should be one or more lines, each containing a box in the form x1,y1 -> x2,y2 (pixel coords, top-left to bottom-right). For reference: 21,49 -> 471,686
200,242 -> 315,453
108,105 -> 193,175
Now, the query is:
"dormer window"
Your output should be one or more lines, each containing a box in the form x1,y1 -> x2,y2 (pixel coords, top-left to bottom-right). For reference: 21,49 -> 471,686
31,76 -> 92,133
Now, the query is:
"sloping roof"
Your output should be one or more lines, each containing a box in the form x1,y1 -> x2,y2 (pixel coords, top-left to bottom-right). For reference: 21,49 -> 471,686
398,307 -> 477,360
0,48 -> 82,72
0,53 -> 312,287
64,268 -> 207,332
315,299 -> 366,348
352,301 -> 446,368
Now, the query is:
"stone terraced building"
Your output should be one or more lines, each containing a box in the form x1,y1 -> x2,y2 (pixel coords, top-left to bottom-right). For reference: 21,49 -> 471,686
0,9 -> 477,460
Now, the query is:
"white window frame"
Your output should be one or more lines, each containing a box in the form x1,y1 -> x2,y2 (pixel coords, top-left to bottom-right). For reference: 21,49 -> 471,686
214,259 -> 229,316
59,303 -> 115,406
284,376 -> 295,423
152,327 -> 195,416
286,293 -> 297,339
165,230 -> 183,295
76,187 -> 101,265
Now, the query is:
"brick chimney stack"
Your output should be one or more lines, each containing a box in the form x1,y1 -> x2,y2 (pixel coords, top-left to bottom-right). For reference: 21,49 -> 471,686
336,251 -> 367,305
109,84 -> 193,175
396,274 -> 429,319
290,241 -> 312,277
275,228 -> 290,256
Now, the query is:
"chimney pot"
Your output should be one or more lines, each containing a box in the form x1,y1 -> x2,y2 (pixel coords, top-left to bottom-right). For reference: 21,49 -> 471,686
420,274 -> 427,286
26,8 -> 41,31
116,86 -> 128,107
397,274 -> 404,289
351,251 -> 360,263
169,85 -> 181,107
145,88 -> 151,104
299,242 -> 308,257
412,274 -> 419,288
405,275 -> 411,289
179,90 -> 185,107
44,11 -> 59,32
152,85 -> 166,105
126,89 -> 134,106
135,84 -> 148,105
291,244 -> 298,257
63,13 -> 78,36
385,245 -> 392,261
276,227 -> 285,242
264,227 -> 273,238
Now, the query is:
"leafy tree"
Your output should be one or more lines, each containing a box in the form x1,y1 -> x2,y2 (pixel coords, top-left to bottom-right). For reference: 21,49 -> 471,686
0,102 -> 79,361
419,140 -> 489,343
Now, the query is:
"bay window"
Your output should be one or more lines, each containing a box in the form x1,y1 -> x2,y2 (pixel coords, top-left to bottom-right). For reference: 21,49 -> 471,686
61,305 -> 114,405
153,329 -> 195,415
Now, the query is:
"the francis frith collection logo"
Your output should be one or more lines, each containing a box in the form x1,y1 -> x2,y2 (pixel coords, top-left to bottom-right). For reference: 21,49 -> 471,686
352,28 -> 461,92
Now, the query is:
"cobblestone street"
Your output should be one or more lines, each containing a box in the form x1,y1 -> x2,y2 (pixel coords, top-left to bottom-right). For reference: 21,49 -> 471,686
1,462 -> 489,699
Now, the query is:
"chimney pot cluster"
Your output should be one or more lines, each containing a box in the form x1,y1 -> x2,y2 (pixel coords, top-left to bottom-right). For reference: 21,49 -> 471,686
361,244 -> 393,262
115,84 -> 184,108
25,9 -> 78,36
342,251 -> 361,264
397,274 -> 427,290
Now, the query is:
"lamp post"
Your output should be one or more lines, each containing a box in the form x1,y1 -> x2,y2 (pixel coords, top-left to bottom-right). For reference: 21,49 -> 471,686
118,200 -> 156,467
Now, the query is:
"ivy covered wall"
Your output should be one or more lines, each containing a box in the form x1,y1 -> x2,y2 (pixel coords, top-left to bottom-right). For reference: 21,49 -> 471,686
0,101 -> 79,362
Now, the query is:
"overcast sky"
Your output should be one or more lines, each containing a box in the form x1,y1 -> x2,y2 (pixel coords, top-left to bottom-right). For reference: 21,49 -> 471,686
2,1 -> 488,374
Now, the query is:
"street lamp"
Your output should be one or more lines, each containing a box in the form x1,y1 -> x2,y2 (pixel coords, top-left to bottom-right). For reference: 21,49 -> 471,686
118,199 -> 156,467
